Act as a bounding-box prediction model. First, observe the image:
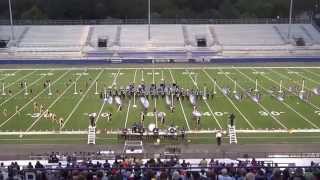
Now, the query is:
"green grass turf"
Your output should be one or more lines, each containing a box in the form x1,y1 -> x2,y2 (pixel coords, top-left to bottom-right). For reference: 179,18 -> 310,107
0,67 -> 320,144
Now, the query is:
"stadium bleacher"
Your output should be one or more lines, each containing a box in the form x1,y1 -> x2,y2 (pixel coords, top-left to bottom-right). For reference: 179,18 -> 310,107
1,21 -> 320,60
14,25 -> 85,52
214,24 -> 285,46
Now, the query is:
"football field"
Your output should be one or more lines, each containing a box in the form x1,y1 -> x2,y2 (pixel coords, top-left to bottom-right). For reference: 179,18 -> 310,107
0,66 -> 320,144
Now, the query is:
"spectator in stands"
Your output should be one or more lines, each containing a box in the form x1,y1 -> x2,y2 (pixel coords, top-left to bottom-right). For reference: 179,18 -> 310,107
181,160 -> 189,169
291,168 -> 306,180
255,169 -> 267,180
207,169 -> 217,180
26,162 -> 34,169
245,170 -> 255,180
7,162 -> 19,179
0,162 -> 5,172
103,160 -> 110,170
172,170 -> 181,180
159,169 -> 169,180
3,156 -> 320,180
283,168 -> 291,180
218,168 -> 235,180
235,168 -> 247,180
199,158 -> 208,168
35,161 -> 44,169
0,163 -> 5,180
271,169 -> 282,180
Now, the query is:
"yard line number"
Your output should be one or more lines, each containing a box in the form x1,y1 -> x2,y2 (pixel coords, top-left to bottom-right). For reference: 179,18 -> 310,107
252,71 -> 265,75
259,111 -> 285,116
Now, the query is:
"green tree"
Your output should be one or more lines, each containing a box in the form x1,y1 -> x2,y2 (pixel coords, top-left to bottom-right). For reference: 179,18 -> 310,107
21,5 -> 47,19
219,0 -> 240,18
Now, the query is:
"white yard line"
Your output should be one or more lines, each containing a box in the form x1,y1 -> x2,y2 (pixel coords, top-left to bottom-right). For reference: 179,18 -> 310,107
0,71 -> 70,128
186,69 -> 222,129
203,100 -> 223,129
269,69 -> 320,111
4,70 -> 35,87
302,68 -> 320,78
112,70 -> 120,86
95,70 -> 120,125
0,71 -> 44,107
124,100 -> 131,128
169,69 -> 190,130
0,70 -> 32,95
25,72 -> 83,132
240,68 -> 319,129
203,69 -> 255,129
133,69 -> 137,84
125,69 -> 137,128
0,70 -> 20,81
221,69 -> 287,129
60,70 -> 104,129
289,68 -> 320,86
186,70 -> 198,88
178,98 -> 190,131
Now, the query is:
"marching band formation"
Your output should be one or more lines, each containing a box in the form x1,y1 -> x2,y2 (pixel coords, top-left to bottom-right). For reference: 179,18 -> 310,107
96,81 -> 215,128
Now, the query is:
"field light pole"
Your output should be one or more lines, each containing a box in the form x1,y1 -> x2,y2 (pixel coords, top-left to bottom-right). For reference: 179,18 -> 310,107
148,0 -> 151,41
8,0 -> 15,41
288,0 -> 294,39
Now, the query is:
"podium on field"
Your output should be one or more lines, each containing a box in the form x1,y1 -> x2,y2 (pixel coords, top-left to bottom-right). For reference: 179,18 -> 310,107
122,141 -> 144,154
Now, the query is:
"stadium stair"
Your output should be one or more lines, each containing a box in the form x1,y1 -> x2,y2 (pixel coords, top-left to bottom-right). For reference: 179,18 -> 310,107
15,27 -> 30,47
182,25 -> 191,46
113,26 -> 122,46
273,25 -> 289,44
6,27 -> 30,48
228,125 -> 238,144
87,126 -> 96,144
84,26 -> 95,47
209,26 -> 220,46
299,25 -> 316,45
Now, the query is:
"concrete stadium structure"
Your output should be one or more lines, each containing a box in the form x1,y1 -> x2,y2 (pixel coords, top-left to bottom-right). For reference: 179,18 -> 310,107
1,20 -> 320,62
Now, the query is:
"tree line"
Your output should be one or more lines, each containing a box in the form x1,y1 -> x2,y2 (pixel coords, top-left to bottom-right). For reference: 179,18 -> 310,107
0,0 -> 318,20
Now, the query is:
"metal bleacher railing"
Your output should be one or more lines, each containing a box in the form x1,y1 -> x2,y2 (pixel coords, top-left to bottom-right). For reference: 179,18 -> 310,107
311,18 -> 320,34
28,152 -> 320,161
0,17 -> 311,25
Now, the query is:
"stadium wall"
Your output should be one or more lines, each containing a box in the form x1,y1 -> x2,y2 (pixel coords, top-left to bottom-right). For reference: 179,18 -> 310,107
0,56 -> 320,65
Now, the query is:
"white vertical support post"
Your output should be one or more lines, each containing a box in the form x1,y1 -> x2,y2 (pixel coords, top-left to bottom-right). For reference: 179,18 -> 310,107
24,81 -> 28,95
288,0 -> 294,39
2,82 -> 6,96
255,78 -> 259,92
301,79 -> 305,93
148,0 -> 151,41
161,70 -> 164,81
74,81 -> 78,95
48,82 -> 52,96
8,0 -> 15,42
233,80 -> 237,94
95,81 -> 98,95
279,80 -> 283,93
203,86 -> 207,100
